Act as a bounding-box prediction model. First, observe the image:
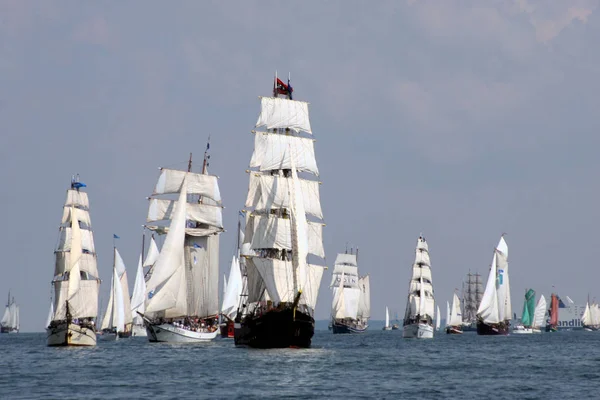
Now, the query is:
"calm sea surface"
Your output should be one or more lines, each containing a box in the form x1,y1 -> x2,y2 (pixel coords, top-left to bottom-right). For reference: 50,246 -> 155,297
1,324 -> 598,399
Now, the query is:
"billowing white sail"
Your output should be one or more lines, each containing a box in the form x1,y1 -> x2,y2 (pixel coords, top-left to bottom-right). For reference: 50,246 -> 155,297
385,306 -> 390,328
477,236 -> 510,325
448,293 -> 462,326
143,236 -> 160,268
435,305 -> 441,330
250,132 -> 318,175
130,254 -> 146,326
147,198 -> 223,229
357,276 -> 371,320
221,255 -> 243,319
255,97 -> 312,133
582,302 -> 592,326
532,295 -> 546,329
153,168 -> 221,201
477,253 -> 500,324
45,302 -> 53,328
445,301 -> 450,327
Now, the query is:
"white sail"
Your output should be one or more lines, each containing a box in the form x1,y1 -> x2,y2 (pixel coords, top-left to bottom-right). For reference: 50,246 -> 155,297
145,177 -> 188,317
250,132 -> 318,175
357,276 -> 371,320
57,227 -> 95,254
592,304 -> 600,327
477,251 -> 500,324
143,236 -> 160,268
404,236 -> 435,321
532,294 -> 546,329
246,173 -> 323,219
130,254 -> 146,325
114,248 -> 132,327
64,189 -> 89,209
385,306 -> 390,328
435,305 -> 441,330
147,198 -> 223,229
495,236 -> 511,322
45,302 -> 54,328
153,168 -> 221,201
255,97 -> 312,133
449,293 -> 462,326
332,272 -> 346,319
582,302 -> 592,326
445,301 -> 450,327
221,255 -> 243,319
112,257 -> 126,333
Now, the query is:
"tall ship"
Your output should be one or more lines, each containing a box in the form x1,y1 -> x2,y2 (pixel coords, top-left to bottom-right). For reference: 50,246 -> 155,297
476,235 -> 511,335
330,251 -> 370,334
141,149 -> 224,342
47,176 -> 100,346
234,75 -> 326,348
220,218 -> 244,338
461,272 -> 483,331
446,292 -> 463,334
513,289 -> 546,334
100,245 -> 133,339
580,298 -> 600,331
402,235 -> 435,339
0,292 -> 19,333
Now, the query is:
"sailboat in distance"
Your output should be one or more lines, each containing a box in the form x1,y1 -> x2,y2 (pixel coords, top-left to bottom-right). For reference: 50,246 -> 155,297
141,147 -> 224,343
99,244 -> 133,339
383,306 -> 392,331
47,176 -> 100,346
330,250 -> 369,334
476,235 -> 511,335
234,74 -> 326,348
402,235 -> 435,339
0,292 -> 19,333
446,292 -> 463,334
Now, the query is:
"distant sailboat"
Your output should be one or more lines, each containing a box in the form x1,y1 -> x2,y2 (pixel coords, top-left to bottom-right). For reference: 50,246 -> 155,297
476,235 -> 511,335
402,235 -> 435,339
383,306 -> 392,331
47,176 -> 100,346
461,271 -> 483,332
330,250 -> 369,334
100,246 -> 133,339
581,298 -> 600,331
0,292 -> 19,333
546,293 -> 559,332
446,292 -> 463,334
435,305 -> 441,331
514,290 -> 545,334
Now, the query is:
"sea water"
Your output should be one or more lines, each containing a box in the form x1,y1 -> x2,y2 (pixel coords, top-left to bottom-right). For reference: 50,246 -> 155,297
0,325 -> 597,399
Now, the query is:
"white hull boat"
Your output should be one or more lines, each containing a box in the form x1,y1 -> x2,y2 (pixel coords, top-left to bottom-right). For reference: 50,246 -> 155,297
402,322 -> 434,339
47,323 -> 97,347
512,325 -> 541,334
146,323 -> 218,343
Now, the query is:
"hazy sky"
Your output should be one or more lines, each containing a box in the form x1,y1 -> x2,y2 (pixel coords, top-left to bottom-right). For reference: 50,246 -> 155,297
2,0 -> 599,331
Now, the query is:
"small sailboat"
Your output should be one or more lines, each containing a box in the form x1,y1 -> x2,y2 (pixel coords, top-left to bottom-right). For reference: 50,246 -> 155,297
476,235 -> 511,335
581,298 -> 600,331
330,250 -> 369,334
47,176 -> 100,346
435,305 -> 441,331
402,235 -> 435,339
546,293 -> 559,332
220,220 -> 243,338
100,246 -> 133,339
234,75 -> 326,348
141,149 -> 224,343
446,292 -> 463,334
514,291 -> 545,334
0,292 -> 19,333
383,306 -> 392,330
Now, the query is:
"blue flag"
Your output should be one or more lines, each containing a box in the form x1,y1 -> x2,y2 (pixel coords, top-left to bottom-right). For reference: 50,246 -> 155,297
113,234 -> 120,239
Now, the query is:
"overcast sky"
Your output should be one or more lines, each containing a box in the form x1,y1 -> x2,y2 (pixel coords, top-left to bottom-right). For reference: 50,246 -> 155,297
2,0 -> 599,331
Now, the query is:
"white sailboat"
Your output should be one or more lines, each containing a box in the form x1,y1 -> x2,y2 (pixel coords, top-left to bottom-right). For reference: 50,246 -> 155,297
220,240 -> 243,338
0,292 -> 19,333
476,235 -> 511,335
514,292 -> 546,334
446,293 -> 463,334
402,235 -> 435,339
130,254 -> 147,337
383,306 -> 392,330
330,251 -> 369,333
581,299 -> 600,331
141,150 -> 224,343
47,176 -> 100,346
100,246 -> 133,339
435,305 -> 441,331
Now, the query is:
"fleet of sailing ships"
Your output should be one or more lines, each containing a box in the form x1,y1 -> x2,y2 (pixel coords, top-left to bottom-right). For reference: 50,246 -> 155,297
0,75 -> 584,344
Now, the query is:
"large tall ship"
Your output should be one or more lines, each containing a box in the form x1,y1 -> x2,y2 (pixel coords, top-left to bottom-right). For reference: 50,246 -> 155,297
0,292 -> 19,333
47,176 -> 100,346
402,235 -> 435,339
141,149 -> 224,342
476,235 -> 511,335
461,272 -> 483,331
234,75 -> 326,348
330,251 -> 370,334
99,245 -> 133,339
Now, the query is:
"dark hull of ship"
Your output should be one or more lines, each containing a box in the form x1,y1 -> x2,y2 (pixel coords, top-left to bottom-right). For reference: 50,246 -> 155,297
461,321 -> 477,332
477,321 -> 509,335
234,307 -> 314,348
446,326 -> 463,334
331,320 -> 367,334
0,327 -> 18,333
220,320 -> 235,338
